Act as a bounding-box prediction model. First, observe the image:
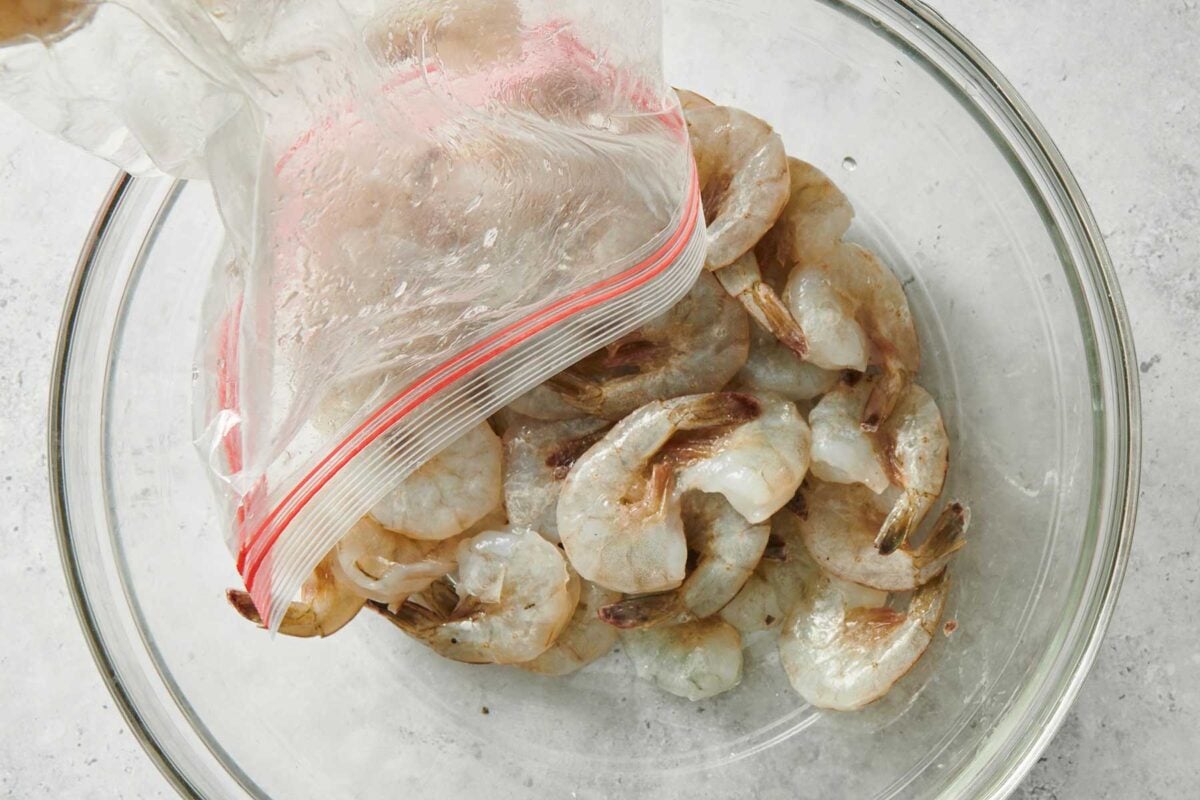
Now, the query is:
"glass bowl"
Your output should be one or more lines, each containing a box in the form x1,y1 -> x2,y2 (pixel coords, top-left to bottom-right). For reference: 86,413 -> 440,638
51,1 -> 1139,798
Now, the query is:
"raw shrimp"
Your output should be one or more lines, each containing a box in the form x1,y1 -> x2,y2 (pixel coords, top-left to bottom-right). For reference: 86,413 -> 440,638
797,481 -> 967,591
685,105 -> 791,270
598,492 -> 770,628
783,243 -> 920,429
675,87 -> 715,111
521,575 -> 621,676
733,322 -> 840,405
715,250 -> 808,357
756,158 -> 855,278
227,553 -> 364,638
502,415 -> 610,543
809,378 -> 950,553
719,507 -> 817,633
542,272 -> 749,420
0,0 -> 90,43
779,569 -> 949,711
556,393 -> 762,594
311,373 -> 386,436
370,421 -> 503,540
372,527 -> 577,664
507,384 -> 589,421
875,383 -> 950,554
332,516 -> 475,604
621,617 -> 744,701
808,377 -> 891,493
676,391 -> 811,524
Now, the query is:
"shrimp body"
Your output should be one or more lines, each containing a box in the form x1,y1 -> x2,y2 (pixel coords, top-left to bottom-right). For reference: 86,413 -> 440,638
733,323 -> 840,405
502,415 -> 610,543
685,105 -> 791,270
556,393 -> 762,594
779,569 -> 948,711
370,421 -> 503,540
876,383 -> 950,553
598,492 -> 770,628
521,576 -> 621,676
798,481 -> 967,591
227,554 -> 364,638
331,517 -> 462,604
784,243 -> 920,428
507,384 -> 588,421
621,617 -> 744,701
756,158 -> 855,278
809,378 -> 891,492
546,273 -> 749,420
677,392 -> 811,524
374,527 -> 577,664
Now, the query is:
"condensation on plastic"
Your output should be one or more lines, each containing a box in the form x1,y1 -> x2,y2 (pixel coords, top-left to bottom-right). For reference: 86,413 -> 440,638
1,0 -> 703,630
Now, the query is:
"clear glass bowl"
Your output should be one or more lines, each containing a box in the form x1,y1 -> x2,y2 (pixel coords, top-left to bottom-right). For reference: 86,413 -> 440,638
51,1 -> 1139,798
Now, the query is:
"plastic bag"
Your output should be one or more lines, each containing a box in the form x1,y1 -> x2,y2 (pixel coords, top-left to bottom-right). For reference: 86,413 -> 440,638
2,0 -> 702,629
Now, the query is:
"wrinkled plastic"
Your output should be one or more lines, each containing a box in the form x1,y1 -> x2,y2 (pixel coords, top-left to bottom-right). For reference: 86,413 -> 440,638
1,0 -> 702,628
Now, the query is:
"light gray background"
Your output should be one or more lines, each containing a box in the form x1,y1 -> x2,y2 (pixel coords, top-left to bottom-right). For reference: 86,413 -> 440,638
0,1 -> 1196,797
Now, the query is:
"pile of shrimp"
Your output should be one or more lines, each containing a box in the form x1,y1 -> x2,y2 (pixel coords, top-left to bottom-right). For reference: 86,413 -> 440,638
228,90 -> 970,712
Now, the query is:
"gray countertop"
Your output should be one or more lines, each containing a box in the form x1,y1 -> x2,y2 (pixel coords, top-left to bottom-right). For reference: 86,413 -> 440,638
1,1 -> 1197,797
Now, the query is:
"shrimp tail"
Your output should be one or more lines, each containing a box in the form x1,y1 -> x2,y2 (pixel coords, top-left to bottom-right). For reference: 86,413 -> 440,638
368,598 -> 443,635
875,491 -> 921,555
598,593 -> 682,629
675,392 -> 762,430
861,363 -> 911,432
915,503 -> 970,566
763,533 -> 789,561
715,260 -> 808,358
227,589 -> 265,627
546,370 -> 604,409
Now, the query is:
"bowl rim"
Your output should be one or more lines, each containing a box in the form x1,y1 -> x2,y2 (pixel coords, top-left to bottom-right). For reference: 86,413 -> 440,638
48,2 -> 1140,798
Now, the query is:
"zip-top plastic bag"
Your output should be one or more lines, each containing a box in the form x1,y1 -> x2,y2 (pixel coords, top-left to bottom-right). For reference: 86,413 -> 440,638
2,0 -> 702,629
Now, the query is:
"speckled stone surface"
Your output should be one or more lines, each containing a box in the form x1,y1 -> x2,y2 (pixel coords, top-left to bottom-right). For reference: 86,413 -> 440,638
0,2 -> 1197,797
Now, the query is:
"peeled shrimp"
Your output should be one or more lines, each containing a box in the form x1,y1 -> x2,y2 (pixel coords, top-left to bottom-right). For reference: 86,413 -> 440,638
809,378 -> 950,553
507,384 -> 588,421
372,527 -> 577,664
798,481 -> 967,591
779,568 -> 949,711
685,105 -> 791,270
715,250 -> 808,357
676,391 -> 811,525
756,158 -> 855,278
733,322 -> 840,404
783,243 -> 920,429
719,507 -> 817,633
542,272 -> 749,421
598,492 -> 770,629
521,575 -> 621,676
227,553 -> 364,638
370,421 -> 503,540
557,392 -> 806,593
502,415 -> 610,543
621,617 -> 744,701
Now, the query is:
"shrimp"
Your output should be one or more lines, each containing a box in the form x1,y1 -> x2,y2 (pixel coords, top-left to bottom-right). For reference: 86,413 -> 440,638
733,322 -> 840,405
330,515 -> 496,605
797,481 -> 968,591
715,251 -> 808,357
685,105 -> 791,270
621,617 -> 744,701
371,527 -> 577,664
557,392 -> 809,593
756,158 -> 855,279
783,243 -> 920,429
676,391 -> 811,524
520,575 -> 621,676
542,272 -> 750,421
502,415 -> 611,543
507,384 -> 589,421
227,553 -> 364,638
675,87 -> 715,111
719,507 -> 817,633
557,393 -> 760,594
779,568 -> 949,711
809,378 -> 950,553
370,421 -> 503,540
0,0 -> 90,44
598,492 -> 770,628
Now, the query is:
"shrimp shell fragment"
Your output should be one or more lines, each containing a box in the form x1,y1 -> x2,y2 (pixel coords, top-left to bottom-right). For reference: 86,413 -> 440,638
779,569 -> 949,711
685,105 -> 791,270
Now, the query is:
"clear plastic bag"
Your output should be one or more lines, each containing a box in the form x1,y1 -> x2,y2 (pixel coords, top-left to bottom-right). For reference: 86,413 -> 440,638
2,1 -> 702,628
